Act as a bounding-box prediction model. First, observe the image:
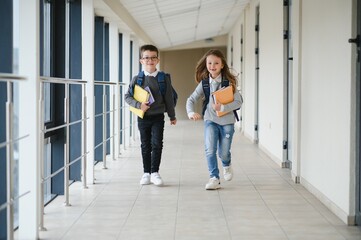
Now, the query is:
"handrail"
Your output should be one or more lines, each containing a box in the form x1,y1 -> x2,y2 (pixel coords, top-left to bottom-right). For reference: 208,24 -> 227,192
0,73 -> 26,81
0,191 -> 31,212
0,75 -> 28,240
94,81 -> 117,85
94,108 -> 116,118
0,134 -> 30,150
38,77 -> 119,230
43,118 -> 89,134
42,151 -> 90,182
1,75 -> 124,233
40,76 -> 87,84
38,76 -> 90,230
93,81 -> 118,169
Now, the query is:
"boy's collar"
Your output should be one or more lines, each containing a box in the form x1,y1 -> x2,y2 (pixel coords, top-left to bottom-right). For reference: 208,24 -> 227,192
144,70 -> 159,77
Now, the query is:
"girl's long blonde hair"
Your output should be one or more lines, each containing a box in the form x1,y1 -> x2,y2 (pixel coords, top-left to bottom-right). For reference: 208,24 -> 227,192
195,49 -> 237,93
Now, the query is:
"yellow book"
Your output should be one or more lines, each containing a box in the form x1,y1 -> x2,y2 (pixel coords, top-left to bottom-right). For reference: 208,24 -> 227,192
130,85 -> 149,118
212,86 -> 234,117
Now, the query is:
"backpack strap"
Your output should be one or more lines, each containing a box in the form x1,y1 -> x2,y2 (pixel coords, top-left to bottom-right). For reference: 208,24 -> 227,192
137,71 -> 145,86
157,71 -> 166,95
201,79 -> 210,115
221,79 -> 229,87
129,71 -> 145,96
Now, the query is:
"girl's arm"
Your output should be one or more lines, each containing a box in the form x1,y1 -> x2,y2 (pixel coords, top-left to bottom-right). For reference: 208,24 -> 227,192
220,91 -> 243,113
186,82 -> 204,120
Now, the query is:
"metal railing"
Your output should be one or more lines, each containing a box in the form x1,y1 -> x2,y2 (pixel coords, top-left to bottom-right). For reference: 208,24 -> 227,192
1,74 -> 130,235
39,76 -> 88,230
38,78 -> 122,230
0,73 -> 29,240
117,82 -> 129,152
118,82 -> 137,143
94,81 -> 117,169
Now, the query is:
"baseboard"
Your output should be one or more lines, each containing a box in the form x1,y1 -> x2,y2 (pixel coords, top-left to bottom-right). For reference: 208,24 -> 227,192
243,132 -> 255,143
291,172 -> 300,183
348,215 -> 356,226
301,177 -> 350,225
258,143 -> 283,168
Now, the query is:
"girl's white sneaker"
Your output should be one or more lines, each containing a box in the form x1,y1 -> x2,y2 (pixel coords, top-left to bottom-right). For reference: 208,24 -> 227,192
223,165 -> 233,181
205,177 -> 221,190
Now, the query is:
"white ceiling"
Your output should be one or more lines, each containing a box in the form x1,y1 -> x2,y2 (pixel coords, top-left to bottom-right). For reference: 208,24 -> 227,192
97,0 -> 250,50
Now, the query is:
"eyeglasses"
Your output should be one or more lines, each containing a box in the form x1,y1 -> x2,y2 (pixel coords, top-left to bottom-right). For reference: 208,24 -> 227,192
141,56 -> 158,61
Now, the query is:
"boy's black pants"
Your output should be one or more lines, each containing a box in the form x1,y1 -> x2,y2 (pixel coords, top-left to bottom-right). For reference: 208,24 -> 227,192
137,114 -> 165,173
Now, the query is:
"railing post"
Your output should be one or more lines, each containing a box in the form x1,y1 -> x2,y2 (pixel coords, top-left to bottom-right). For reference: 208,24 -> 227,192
6,82 -> 14,240
38,82 -> 46,231
64,83 -> 71,206
102,85 -> 107,169
112,85 -> 116,161
82,83 -> 88,189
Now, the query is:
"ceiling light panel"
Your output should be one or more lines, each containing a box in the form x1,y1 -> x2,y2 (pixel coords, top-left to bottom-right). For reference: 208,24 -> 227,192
116,0 -> 250,49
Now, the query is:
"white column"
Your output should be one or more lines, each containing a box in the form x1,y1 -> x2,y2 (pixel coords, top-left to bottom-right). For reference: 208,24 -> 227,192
18,0 -> 40,238
122,32 -> 131,148
82,0 -> 95,184
109,22 -> 119,159
291,0 -> 301,183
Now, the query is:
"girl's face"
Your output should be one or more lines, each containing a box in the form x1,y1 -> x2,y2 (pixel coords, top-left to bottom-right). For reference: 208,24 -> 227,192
140,50 -> 159,73
206,54 -> 224,78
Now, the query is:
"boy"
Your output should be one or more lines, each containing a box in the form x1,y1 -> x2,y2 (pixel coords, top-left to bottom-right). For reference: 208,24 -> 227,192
125,44 -> 177,186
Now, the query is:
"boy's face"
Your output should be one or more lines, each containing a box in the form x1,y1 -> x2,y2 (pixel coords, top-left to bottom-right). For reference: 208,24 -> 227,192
140,50 -> 159,73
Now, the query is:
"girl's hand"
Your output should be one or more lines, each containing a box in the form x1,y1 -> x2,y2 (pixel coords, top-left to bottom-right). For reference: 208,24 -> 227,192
190,113 -> 202,121
140,102 -> 150,112
212,102 -> 221,111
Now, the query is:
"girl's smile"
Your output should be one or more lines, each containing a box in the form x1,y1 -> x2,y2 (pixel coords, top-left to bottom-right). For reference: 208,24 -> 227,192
206,55 -> 224,78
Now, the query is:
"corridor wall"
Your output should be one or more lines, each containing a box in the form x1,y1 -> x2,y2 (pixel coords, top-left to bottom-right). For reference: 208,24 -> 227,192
227,0 -> 356,224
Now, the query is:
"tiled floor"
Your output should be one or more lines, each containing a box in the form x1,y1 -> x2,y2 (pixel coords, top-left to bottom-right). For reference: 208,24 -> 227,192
37,120 -> 361,240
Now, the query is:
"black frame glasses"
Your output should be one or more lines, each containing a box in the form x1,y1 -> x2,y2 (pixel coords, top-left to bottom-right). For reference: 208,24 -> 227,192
141,56 -> 158,61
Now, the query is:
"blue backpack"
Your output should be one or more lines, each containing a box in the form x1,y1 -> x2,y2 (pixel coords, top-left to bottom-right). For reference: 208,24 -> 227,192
134,71 -> 178,108
201,79 -> 240,121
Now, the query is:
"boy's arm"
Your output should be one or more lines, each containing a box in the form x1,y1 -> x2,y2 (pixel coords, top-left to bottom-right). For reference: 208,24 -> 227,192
164,75 -> 176,121
124,76 -> 141,109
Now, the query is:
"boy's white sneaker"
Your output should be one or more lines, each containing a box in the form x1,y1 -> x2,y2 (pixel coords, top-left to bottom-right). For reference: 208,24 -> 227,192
150,172 -> 164,186
140,173 -> 151,185
223,165 -> 233,181
205,177 -> 221,190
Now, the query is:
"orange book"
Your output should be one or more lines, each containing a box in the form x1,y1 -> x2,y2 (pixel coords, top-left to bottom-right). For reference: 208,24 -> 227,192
212,86 -> 234,117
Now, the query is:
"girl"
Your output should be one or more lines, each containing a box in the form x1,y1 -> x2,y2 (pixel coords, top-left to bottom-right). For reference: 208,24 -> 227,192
186,49 -> 243,190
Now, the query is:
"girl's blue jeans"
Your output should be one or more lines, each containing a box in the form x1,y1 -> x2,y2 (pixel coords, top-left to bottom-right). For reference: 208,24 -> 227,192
204,120 -> 235,179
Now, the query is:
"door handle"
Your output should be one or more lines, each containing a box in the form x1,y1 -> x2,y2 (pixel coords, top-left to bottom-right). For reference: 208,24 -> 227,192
349,35 -> 360,47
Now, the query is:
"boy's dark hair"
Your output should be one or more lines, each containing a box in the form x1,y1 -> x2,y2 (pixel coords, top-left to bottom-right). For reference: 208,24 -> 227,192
140,44 -> 159,58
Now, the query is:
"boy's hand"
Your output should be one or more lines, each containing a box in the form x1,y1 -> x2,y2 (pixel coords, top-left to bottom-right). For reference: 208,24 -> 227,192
140,102 -> 150,112
170,119 -> 177,125
189,113 -> 202,121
